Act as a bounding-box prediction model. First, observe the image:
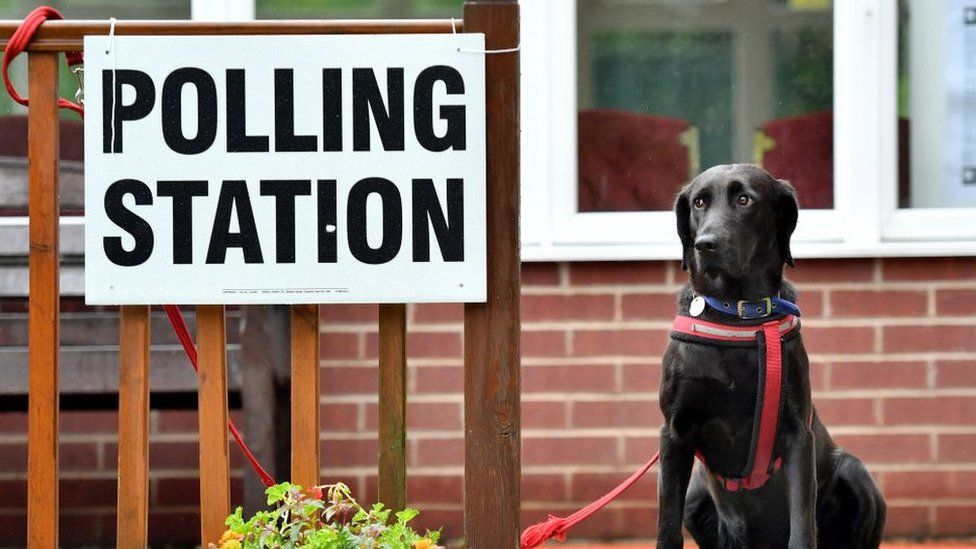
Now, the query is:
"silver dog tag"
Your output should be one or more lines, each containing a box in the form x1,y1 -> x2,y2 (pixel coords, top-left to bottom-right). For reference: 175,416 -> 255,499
690,296 -> 705,317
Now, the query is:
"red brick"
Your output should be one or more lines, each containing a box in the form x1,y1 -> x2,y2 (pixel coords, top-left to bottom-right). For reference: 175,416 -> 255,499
61,478 -> 116,507
882,257 -> 976,281
815,397 -> 878,426
572,400 -> 662,428
571,471 -> 657,501
521,473 -> 566,501
148,512 -> 199,544
787,258 -> 875,283
935,359 -> 976,387
155,477 -> 200,505
59,513 -> 102,544
884,325 -> 976,353
935,289 -> 976,316
412,303 -> 463,324
522,262 -> 561,286
801,326 -> 875,354
322,366 -> 377,396
619,505 -> 659,537
320,304 -> 375,323
406,475 -> 462,504
412,437 -> 461,468
60,410 -> 118,433
407,401 -> 461,431
830,289 -> 928,318
321,403 -> 361,432
60,442 -> 99,471
574,328 -> 668,357
793,289 -> 825,318
374,331 -> 461,359
321,438 -> 376,469
568,261 -> 666,285
938,433 -> 976,462
411,365 -> 462,394
155,410 -> 198,432
0,412 -> 26,433
149,441 -> 199,469
0,443 -> 26,471
883,505 -> 930,537
521,330 -> 567,358
522,363 -> 616,394
321,332 -> 361,360
884,396 -> 976,426
523,436 -> 617,465
623,436 -> 662,465
934,505 -> 976,536
884,470 -> 976,499
521,293 -> 615,322
808,361 -> 829,391
621,363 -> 663,393
832,433 -> 930,463
830,361 -> 927,389
0,513 -> 26,546
0,480 -> 27,507
621,292 -> 678,320
522,400 -> 568,429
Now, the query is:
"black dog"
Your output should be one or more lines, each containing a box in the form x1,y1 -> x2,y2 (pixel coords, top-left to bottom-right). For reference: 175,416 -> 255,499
657,164 -> 885,549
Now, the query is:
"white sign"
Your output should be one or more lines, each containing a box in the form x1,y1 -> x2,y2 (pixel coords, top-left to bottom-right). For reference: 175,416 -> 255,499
84,35 -> 486,304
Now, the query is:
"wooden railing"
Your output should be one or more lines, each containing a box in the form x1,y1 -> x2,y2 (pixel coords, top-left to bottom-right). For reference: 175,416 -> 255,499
2,2 -> 520,546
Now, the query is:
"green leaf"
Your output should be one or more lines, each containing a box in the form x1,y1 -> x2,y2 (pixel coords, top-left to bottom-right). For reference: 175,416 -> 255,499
266,482 -> 296,505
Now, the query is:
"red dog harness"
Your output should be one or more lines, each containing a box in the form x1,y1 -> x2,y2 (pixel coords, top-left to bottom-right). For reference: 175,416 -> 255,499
670,314 -> 800,491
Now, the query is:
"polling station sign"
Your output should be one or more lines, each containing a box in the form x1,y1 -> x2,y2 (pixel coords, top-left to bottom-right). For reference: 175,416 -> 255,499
83,35 -> 486,305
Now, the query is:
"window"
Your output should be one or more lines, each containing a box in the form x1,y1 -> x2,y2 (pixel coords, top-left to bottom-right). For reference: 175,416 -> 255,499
522,0 -> 976,260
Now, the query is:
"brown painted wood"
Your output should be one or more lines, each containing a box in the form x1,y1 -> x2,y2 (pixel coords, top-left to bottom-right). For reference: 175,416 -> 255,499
462,2 -> 521,547
0,20 -> 461,51
377,303 -> 407,511
290,304 -> 320,489
26,51 -> 60,549
197,305 -> 230,546
116,305 -> 150,548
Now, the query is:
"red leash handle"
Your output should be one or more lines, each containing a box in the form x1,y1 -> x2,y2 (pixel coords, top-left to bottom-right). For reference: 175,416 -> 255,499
2,6 -> 84,116
3,7 -> 276,489
519,452 -> 660,548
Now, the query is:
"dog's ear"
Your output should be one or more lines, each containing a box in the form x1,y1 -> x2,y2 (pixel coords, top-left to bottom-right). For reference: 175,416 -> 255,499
675,187 -> 693,270
774,179 -> 799,268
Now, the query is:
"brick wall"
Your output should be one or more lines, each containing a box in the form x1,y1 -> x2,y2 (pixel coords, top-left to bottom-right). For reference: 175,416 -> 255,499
1,257 -> 975,546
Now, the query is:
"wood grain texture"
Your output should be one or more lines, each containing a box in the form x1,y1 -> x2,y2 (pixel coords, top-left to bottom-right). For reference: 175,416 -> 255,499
197,305 -> 230,546
462,2 -> 522,547
290,304 -> 320,489
26,51 -> 60,549
378,303 -> 407,511
0,20 -> 461,51
116,305 -> 150,548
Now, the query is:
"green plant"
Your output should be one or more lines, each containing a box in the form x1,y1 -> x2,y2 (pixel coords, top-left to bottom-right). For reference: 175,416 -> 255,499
211,482 -> 443,549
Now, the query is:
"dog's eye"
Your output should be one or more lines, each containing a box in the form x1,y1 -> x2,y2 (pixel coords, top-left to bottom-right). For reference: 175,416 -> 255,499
737,194 -> 751,206
693,197 -> 706,209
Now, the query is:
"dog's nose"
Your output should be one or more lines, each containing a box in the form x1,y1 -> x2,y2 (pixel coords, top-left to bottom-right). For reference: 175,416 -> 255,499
694,235 -> 718,253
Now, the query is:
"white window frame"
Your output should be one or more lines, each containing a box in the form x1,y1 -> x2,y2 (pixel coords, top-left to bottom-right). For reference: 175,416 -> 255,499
520,0 -> 976,262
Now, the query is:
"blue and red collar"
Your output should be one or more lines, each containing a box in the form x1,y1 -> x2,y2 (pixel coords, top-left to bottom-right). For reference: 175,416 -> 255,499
691,295 -> 801,320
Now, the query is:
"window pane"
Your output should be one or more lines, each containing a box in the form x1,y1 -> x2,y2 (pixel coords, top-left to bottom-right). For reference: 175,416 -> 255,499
899,0 -> 976,208
576,0 -> 834,212
257,0 -> 460,19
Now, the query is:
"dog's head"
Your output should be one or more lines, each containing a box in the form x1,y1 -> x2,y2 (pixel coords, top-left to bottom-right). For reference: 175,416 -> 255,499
675,164 -> 798,295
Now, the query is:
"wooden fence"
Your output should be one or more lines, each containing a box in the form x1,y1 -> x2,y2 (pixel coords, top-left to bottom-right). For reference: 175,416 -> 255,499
0,1 -> 520,546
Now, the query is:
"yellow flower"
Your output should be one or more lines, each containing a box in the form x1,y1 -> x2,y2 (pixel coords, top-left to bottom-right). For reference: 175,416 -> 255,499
218,530 -> 236,544
413,539 -> 433,549
220,540 -> 242,549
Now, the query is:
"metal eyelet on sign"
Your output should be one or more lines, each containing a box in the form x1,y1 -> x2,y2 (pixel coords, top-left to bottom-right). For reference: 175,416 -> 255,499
723,302 -> 730,308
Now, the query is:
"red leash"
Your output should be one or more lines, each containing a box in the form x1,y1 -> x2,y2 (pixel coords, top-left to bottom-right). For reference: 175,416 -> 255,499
4,7 -> 276,489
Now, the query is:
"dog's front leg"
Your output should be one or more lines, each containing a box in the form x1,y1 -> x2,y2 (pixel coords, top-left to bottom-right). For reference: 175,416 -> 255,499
785,427 -> 817,549
657,424 -> 694,549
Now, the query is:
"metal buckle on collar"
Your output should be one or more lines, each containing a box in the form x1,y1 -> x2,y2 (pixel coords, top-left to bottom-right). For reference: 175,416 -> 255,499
737,297 -> 773,319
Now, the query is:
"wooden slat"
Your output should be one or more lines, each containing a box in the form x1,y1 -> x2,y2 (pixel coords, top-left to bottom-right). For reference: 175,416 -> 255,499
116,305 -> 150,547
462,2 -> 522,547
26,51 -> 60,549
290,304 -> 320,489
197,305 -> 230,545
378,304 -> 407,511
0,19 -> 462,51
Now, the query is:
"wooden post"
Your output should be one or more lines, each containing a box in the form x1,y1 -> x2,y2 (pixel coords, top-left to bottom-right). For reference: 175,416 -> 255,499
462,2 -> 521,547
26,51 -> 60,549
197,305 -> 231,545
117,305 -> 151,547
290,304 -> 321,489
378,304 -> 407,511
